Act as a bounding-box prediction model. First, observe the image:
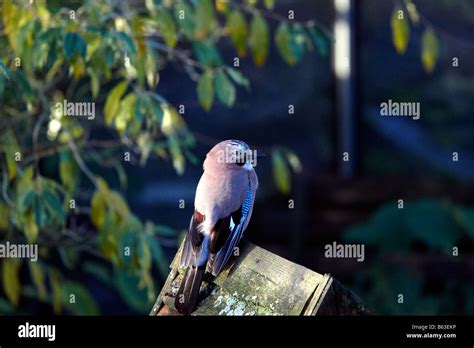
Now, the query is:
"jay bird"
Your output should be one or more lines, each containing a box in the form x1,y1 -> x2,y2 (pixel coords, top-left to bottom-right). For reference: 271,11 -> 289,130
175,140 -> 264,315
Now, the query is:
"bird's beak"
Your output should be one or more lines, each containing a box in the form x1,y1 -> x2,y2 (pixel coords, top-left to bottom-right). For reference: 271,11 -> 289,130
256,151 -> 266,159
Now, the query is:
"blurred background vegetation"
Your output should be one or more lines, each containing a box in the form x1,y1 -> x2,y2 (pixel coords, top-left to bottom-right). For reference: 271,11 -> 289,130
0,0 -> 473,315
0,0 -> 327,314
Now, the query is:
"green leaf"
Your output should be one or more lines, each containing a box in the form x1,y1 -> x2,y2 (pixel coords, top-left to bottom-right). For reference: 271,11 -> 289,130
197,70 -> 214,111
458,208 -> 474,240
227,10 -> 248,57
193,40 -> 223,67
215,70 -> 236,107
225,67 -> 250,90
174,0 -> 195,39
0,74 -> 5,97
0,60 -> 10,79
249,14 -> 269,66
43,189 -> 65,221
137,236 -> 152,270
104,81 -> 128,125
153,225 -> 176,237
29,262 -> 47,302
307,26 -> 328,56
89,70 -> 100,99
0,297 -> 15,314
272,149 -> 291,194
194,0 -> 215,39
391,7 -> 410,55
63,32 -> 87,60
275,22 -> 296,65
404,200 -> 461,251
59,149 -> 80,194
114,269 -> 151,313
343,203 -> 411,251
148,235 -> 170,278
290,24 -> 306,64
117,32 -> 137,57
3,259 -> 21,306
62,281 -> 99,315
168,135 -> 186,175
156,6 -> 178,48
421,29 -> 439,73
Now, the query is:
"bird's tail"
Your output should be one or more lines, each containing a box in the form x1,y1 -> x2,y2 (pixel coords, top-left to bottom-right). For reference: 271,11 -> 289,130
174,265 -> 205,315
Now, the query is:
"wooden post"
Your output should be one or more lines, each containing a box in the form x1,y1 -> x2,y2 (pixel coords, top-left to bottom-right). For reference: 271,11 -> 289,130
150,240 -> 370,316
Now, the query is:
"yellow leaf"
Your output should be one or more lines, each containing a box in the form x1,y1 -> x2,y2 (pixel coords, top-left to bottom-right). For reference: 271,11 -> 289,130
70,56 -> 86,80
114,93 -> 136,134
29,262 -> 47,301
3,131 -> 20,181
264,0 -> 276,9
2,0 -> 19,50
272,150 -> 291,194
104,81 -> 128,125
91,189 -> 107,228
215,0 -> 229,13
249,14 -> 269,66
421,29 -> 439,73
391,7 -> 410,55
0,202 -> 9,230
2,259 -> 21,306
24,211 -> 39,243
161,105 -> 185,135
227,10 -> 248,57
108,191 -> 130,222
195,0 -> 215,39
49,269 -> 62,314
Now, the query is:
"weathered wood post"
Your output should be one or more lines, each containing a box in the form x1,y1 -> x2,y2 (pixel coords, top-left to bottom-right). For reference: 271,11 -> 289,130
150,240 -> 369,316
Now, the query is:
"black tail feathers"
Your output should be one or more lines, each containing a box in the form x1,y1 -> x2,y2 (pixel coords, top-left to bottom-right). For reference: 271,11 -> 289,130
174,265 -> 205,315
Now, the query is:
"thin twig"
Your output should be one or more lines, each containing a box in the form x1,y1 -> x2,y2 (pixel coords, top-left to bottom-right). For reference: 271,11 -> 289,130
146,39 -> 203,80
66,133 -> 100,189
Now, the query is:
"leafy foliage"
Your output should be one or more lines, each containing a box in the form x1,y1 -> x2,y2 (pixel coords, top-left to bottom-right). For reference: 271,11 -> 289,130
390,1 -> 440,73
344,199 -> 474,314
0,0 -> 327,313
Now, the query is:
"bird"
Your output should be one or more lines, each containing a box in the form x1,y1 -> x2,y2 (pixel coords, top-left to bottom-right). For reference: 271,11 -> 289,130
174,139 -> 264,315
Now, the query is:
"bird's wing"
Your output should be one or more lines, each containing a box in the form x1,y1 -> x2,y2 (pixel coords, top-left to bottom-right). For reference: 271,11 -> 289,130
180,211 -> 205,269
208,183 -> 254,276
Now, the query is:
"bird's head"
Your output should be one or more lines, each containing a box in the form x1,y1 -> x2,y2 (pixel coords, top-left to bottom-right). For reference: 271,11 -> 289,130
204,139 -> 265,172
